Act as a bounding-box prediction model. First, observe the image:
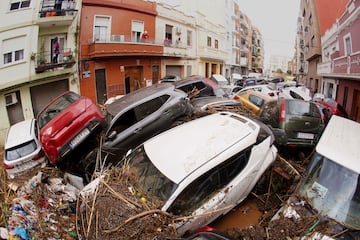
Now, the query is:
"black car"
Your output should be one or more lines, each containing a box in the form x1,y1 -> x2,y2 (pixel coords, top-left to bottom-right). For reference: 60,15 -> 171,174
173,75 -> 227,98
82,83 -> 192,181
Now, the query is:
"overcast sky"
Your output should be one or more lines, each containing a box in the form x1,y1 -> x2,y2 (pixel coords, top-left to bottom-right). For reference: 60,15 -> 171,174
237,0 -> 300,65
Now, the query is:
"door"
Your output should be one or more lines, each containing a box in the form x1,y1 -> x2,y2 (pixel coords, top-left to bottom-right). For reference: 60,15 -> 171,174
353,90 -> 360,122
31,79 -> 68,117
6,91 -> 24,125
95,69 -> 107,105
125,66 -> 143,93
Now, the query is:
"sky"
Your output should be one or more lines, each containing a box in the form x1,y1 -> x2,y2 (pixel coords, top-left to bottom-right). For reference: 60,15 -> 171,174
237,0 -> 301,66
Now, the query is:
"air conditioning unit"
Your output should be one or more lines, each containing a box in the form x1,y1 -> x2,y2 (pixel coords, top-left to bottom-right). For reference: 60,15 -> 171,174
111,35 -> 124,42
5,92 -> 18,106
176,27 -> 182,34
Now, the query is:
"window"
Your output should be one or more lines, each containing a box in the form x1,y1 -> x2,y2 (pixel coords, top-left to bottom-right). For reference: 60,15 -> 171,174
311,36 -> 315,47
2,37 -> 25,65
132,20 -> 144,42
249,94 -> 265,107
207,36 -> 212,47
168,149 -> 250,216
344,35 -> 352,56
165,24 -> 173,44
94,16 -> 110,42
187,30 -> 192,46
10,0 -> 30,11
215,39 -> 219,49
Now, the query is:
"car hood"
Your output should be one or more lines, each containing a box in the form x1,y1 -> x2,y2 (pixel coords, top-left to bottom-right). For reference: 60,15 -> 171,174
40,98 -> 88,138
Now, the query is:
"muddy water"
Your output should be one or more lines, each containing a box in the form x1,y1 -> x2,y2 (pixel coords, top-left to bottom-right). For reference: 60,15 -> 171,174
210,198 -> 262,231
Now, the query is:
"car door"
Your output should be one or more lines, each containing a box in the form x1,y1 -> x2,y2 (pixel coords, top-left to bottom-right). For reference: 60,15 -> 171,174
104,95 -> 172,157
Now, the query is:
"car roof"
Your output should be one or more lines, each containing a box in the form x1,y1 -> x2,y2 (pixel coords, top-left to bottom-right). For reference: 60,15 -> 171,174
5,119 -> 35,149
316,115 -> 360,174
174,75 -> 220,89
239,89 -> 275,101
191,97 -> 240,109
143,112 -> 259,184
106,83 -> 179,116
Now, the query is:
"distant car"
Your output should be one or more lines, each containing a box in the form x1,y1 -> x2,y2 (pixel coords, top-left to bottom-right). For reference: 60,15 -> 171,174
36,91 -> 105,166
210,74 -> 229,86
221,85 -> 242,97
87,83 -> 192,169
190,96 -> 241,113
234,84 -> 278,98
3,119 -> 46,178
173,75 -> 227,98
257,98 -> 325,148
111,112 -> 277,235
159,75 -> 182,83
242,78 -> 257,87
278,86 -> 312,101
315,98 -> 348,119
272,116 -> 360,239
233,89 -> 275,114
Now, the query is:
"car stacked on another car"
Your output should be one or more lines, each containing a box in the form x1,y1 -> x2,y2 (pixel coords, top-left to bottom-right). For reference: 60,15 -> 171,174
234,84 -> 278,98
36,91 -> 105,169
233,89 -> 275,114
84,82 -> 193,175
257,98 -> 325,148
82,111 -> 278,235
173,75 -> 227,99
3,119 -> 47,178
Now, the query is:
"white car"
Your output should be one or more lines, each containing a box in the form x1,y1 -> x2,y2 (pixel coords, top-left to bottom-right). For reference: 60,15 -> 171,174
85,112 -> 277,235
278,86 -> 312,101
235,84 -> 278,98
3,119 -> 47,178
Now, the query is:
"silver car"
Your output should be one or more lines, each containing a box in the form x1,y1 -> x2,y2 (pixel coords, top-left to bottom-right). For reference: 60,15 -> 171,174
3,119 -> 46,178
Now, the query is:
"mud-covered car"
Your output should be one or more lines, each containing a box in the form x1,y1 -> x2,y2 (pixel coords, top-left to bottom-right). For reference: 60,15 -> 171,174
3,119 -> 46,178
36,91 -> 105,166
272,116 -> 360,239
257,98 -> 324,148
85,83 -> 192,171
108,112 -> 277,235
173,75 -> 227,98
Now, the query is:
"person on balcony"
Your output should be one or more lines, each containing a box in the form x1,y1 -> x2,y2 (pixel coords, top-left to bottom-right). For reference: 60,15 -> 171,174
52,37 -> 60,64
141,31 -> 149,42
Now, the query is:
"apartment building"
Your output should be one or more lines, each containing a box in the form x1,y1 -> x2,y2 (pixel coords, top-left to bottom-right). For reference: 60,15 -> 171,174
318,0 -> 360,122
251,26 -> 264,73
297,0 -> 347,93
0,0 -> 80,144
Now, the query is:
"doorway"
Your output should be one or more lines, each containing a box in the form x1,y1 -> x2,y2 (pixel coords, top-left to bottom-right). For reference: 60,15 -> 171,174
95,69 -> 107,104
124,66 -> 143,94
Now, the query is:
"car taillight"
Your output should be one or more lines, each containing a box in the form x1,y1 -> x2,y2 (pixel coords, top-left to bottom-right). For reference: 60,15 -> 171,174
4,162 -> 14,169
32,149 -> 45,161
280,100 -> 286,122
233,95 -> 240,100
268,92 -> 274,97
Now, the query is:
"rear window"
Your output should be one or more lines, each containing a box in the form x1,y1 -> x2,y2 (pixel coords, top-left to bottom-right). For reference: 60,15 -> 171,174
6,140 -> 37,161
286,101 -> 320,117
38,92 -> 80,129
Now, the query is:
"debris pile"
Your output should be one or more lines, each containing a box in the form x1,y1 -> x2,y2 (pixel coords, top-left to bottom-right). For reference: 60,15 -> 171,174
76,167 -> 178,240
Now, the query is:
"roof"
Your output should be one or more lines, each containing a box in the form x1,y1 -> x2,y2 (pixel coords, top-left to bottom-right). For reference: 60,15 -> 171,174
316,115 -> 360,174
5,119 -> 35,149
144,112 -> 259,184
106,83 -> 177,116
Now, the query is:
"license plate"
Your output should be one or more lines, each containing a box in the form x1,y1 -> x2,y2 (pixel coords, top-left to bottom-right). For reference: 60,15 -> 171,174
297,132 -> 314,139
70,128 -> 90,148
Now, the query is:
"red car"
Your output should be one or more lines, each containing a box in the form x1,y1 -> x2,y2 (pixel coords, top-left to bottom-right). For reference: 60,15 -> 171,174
37,91 -> 105,166
315,98 -> 348,119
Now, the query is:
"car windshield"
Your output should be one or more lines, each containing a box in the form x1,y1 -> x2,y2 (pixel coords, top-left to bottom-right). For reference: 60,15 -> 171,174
286,100 -> 320,117
125,146 -> 178,203
38,92 -> 80,129
297,152 -> 360,230
6,140 -> 37,161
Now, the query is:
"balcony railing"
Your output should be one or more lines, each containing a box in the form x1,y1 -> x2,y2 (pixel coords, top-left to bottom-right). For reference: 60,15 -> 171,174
39,0 -> 77,18
34,48 -> 75,73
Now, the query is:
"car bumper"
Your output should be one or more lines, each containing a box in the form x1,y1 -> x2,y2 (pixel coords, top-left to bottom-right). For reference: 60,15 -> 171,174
5,157 -> 47,178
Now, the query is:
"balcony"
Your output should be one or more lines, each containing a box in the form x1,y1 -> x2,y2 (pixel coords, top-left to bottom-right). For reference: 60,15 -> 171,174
34,48 -> 75,73
38,0 -> 77,27
83,35 -> 165,58
305,46 -> 321,61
